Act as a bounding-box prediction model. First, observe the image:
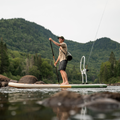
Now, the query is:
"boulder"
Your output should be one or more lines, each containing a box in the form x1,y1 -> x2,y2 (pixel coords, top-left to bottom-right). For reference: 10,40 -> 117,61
19,75 -> 38,84
0,75 -> 10,82
1,82 -> 8,87
40,91 -> 84,107
35,81 -> 45,84
85,91 -> 120,102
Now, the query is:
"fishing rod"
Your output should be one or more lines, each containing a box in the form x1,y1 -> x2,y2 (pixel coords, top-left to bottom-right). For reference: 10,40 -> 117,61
50,40 -> 60,84
86,0 -> 109,69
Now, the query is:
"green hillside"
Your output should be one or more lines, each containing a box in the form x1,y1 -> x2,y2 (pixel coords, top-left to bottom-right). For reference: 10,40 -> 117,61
0,18 -> 120,82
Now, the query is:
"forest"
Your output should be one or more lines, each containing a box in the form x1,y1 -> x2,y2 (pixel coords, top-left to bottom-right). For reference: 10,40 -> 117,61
0,18 -> 120,83
0,38 -> 81,83
96,52 -> 120,84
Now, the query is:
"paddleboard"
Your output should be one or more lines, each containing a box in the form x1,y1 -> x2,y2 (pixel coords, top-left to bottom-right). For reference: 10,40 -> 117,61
8,82 -> 107,89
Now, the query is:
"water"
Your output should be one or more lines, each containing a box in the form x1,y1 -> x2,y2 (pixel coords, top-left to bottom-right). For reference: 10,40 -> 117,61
0,86 -> 120,120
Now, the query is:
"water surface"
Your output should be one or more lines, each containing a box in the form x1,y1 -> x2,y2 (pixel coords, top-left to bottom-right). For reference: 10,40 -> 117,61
0,86 -> 120,120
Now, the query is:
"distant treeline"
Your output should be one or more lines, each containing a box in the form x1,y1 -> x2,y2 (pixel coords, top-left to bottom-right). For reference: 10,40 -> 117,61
0,39 -> 81,83
95,52 -> 120,84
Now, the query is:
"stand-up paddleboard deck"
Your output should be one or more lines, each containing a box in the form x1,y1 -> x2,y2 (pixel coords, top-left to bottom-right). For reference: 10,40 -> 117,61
8,82 -> 107,89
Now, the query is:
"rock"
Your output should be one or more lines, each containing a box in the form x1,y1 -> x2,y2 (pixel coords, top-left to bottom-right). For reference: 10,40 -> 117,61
0,75 -> 10,82
114,83 -> 120,86
0,82 -> 2,88
1,82 -> 8,87
85,98 -> 120,112
19,75 -> 38,84
10,79 -> 18,83
35,81 -> 45,84
37,91 -> 82,120
40,91 -> 84,107
85,91 -> 120,102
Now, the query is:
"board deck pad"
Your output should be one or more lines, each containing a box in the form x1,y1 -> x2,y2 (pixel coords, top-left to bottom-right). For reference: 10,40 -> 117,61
8,82 -> 107,89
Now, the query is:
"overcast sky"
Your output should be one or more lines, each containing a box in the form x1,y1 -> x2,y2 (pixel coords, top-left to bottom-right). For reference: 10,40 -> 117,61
0,0 -> 120,43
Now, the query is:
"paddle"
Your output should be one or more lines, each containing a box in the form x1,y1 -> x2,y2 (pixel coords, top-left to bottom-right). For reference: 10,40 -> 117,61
50,40 -> 60,84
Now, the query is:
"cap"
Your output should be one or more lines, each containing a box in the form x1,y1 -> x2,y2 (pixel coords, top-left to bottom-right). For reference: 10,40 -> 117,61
57,36 -> 64,40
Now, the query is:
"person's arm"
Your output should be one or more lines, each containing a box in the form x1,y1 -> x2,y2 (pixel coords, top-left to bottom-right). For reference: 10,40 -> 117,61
49,38 -> 61,46
54,55 -> 60,66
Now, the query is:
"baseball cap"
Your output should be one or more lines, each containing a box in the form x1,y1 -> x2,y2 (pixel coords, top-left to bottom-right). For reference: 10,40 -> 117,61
57,36 -> 64,40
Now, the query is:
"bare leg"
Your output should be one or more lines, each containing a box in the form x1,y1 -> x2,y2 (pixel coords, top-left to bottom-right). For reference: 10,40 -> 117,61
60,70 -> 69,85
60,70 -> 65,84
63,71 -> 69,84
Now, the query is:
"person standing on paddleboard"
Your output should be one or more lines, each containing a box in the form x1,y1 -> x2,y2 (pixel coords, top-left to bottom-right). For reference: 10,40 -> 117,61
49,36 -> 69,85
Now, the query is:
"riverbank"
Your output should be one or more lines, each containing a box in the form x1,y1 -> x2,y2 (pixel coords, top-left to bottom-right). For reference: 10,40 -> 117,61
107,83 -> 120,86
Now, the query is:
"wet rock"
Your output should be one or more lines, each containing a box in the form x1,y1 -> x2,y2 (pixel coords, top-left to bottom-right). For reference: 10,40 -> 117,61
113,83 -> 120,86
10,79 -> 18,83
39,91 -> 84,107
37,91 -> 120,116
0,75 -> 10,82
85,92 -> 120,102
0,82 -> 2,88
1,82 -> 8,87
109,83 -> 120,86
35,81 -> 45,84
19,75 -> 38,84
84,98 -> 120,112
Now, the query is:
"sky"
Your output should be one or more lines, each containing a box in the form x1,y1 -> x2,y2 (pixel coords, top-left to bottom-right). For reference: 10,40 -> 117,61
0,0 -> 120,43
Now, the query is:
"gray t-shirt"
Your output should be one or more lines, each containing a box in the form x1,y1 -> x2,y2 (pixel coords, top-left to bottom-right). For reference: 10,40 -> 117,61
59,42 -> 67,62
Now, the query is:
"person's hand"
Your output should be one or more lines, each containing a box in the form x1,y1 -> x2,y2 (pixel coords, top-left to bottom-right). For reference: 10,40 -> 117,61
49,38 -> 52,41
59,47 -> 62,50
54,61 -> 57,67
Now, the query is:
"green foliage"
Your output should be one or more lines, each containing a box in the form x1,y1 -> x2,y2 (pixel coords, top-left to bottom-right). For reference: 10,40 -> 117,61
28,66 -> 40,78
99,52 -> 120,84
0,38 -> 9,73
41,61 -> 53,79
0,18 -> 120,83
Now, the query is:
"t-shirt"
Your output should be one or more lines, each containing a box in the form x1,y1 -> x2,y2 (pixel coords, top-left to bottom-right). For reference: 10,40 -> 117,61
59,42 -> 67,62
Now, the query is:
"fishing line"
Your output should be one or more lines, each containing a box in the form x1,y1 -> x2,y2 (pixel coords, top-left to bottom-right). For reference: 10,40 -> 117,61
86,0 -> 109,67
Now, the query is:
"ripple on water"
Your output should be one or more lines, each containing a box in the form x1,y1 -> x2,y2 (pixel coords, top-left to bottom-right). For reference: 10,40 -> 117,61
0,86 -> 120,94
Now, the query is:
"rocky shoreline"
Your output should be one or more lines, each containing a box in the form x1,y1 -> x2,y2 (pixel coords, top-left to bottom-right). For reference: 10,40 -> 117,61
107,83 -> 120,86
0,74 -> 120,88
0,75 -> 45,88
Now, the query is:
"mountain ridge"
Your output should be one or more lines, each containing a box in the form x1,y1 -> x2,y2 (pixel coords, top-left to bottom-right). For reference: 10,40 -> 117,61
0,18 -> 120,75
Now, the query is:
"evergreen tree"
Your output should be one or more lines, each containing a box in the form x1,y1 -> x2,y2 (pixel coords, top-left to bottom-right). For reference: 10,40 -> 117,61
109,51 -> 116,64
117,60 -> 120,76
0,38 -> 9,73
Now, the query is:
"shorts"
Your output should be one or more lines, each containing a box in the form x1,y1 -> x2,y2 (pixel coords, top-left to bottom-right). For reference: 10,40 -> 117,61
58,60 -> 68,71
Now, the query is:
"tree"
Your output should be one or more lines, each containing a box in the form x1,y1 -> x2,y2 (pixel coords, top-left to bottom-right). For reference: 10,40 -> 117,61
109,51 -> 116,64
28,66 -> 40,78
41,61 -> 53,79
117,60 -> 120,77
0,38 -> 9,73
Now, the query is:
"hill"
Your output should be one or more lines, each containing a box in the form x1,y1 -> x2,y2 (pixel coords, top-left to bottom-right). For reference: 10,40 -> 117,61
0,18 -> 120,81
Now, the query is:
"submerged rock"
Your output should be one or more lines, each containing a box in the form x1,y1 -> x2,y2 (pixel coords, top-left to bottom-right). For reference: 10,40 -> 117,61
85,91 -> 120,102
81,98 -> 120,112
39,91 -> 84,107
37,91 -> 120,113
19,75 -> 38,84
0,82 -> 2,87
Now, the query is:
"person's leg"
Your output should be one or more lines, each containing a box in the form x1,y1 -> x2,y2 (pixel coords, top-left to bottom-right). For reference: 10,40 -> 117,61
60,70 -> 69,85
60,70 -> 65,84
63,71 -> 69,84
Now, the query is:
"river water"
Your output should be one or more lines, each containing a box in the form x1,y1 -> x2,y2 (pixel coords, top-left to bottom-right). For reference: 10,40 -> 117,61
0,86 -> 120,120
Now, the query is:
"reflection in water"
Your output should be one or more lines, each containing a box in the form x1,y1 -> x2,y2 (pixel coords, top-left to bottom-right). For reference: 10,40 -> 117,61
0,87 -> 120,120
37,90 -> 120,120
